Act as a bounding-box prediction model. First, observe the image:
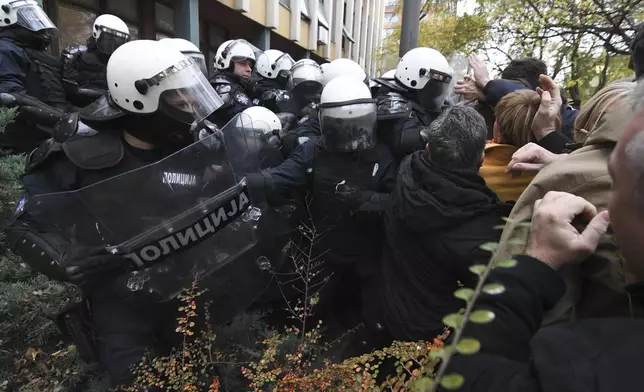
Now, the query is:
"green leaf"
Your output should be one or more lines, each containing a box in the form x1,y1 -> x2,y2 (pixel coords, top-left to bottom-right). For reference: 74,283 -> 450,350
469,310 -> 495,324
495,259 -> 518,268
479,242 -> 498,252
442,313 -> 465,329
454,288 -> 474,301
469,264 -> 486,276
455,337 -> 481,354
409,377 -> 434,391
482,283 -> 506,295
440,373 -> 465,390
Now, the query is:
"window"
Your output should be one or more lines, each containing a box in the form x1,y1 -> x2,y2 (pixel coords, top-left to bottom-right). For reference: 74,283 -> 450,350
126,23 -> 140,39
318,25 -> 329,45
155,2 -> 175,34
107,0 -> 138,22
385,12 -> 399,24
57,2 -> 96,50
301,0 -> 310,19
385,0 -> 397,6
318,0 -> 329,29
68,0 -> 98,8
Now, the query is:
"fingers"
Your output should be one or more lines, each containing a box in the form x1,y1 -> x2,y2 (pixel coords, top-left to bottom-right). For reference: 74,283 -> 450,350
506,162 -> 544,173
580,210 -> 610,248
539,74 -> 562,105
538,90 -> 552,116
540,191 -> 599,221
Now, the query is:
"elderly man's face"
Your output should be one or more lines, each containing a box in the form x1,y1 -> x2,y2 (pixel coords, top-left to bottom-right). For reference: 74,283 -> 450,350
608,107 -> 644,281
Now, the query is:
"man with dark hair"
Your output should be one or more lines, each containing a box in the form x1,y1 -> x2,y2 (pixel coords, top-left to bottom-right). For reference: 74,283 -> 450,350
501,57 -> 548,90
370,106 -> 512,342
442,85 -> 644,392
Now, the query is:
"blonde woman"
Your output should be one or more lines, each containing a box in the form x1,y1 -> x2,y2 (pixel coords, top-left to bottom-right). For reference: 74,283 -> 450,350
479,90 -> 560,201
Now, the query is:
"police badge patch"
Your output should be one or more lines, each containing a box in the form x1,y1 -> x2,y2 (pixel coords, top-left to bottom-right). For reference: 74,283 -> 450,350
234,92 -> 250,105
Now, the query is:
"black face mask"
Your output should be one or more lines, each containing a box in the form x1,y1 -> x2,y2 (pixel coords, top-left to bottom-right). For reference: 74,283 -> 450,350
7,26 -> 52,49
124,110 -> 193,150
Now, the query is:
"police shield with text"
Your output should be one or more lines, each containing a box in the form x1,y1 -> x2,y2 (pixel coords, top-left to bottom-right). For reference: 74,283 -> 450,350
375,47 -> 454,161
251,49 -> 295,113
0,0 -> 73,153
61,14 -> 131,107
3,39 -> 270,386
209,39 -> 256,127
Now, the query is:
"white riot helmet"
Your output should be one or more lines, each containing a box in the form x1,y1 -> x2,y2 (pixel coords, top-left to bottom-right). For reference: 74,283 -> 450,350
395,47 -> 453,112
159,38 -> 207,76
214,39 -> 233,70
0,0 -> 55,33
240,106 -> 281,146
256,49 -> 295,80
381,69 -> 396,80
107,40 -> 222,124
92,14 -> 130,55
287,59 -> 323,111
215,39 -> 256,70
322,58 -> 366,85
318,76 -> 377,152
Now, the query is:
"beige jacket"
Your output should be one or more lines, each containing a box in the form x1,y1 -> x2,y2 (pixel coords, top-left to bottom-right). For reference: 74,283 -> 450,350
493,105 -> 643,324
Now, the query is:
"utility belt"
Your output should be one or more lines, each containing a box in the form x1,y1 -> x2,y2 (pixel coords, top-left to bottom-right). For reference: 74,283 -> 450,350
55,299 -> 99,363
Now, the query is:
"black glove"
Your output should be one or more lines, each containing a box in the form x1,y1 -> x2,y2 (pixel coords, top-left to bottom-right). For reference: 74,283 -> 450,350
62,247 -> 132,288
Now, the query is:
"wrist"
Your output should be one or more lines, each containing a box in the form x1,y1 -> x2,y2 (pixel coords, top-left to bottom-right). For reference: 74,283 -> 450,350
475,77 -> 490,89
525,246 -> 562,270
533,126 -> 556,141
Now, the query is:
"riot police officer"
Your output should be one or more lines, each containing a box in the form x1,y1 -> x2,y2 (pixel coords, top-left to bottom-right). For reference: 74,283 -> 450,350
209,39 -> 256,127
289,58 -> 362,146
234,105 -> 284,170
159,37 -> 208,76
249,76 -> 397,337
375,47 -> 454,161
61,14 -> 130,107
6,39 -> 224,386
250,49 -> 295,113
278,59 -> 324,156
0,0 -> 71,153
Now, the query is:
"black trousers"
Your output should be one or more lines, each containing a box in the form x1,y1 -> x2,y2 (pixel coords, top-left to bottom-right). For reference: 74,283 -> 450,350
88,283 -> 180,387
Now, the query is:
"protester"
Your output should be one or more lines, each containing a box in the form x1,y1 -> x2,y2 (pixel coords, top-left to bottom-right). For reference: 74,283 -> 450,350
445,91 -> 644,392
479,90 -> 546,201
495,80 -> 641,324
374,106 -> 512,342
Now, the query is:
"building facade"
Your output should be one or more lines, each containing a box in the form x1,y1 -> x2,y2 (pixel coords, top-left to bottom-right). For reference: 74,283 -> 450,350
36,0 -> 386,77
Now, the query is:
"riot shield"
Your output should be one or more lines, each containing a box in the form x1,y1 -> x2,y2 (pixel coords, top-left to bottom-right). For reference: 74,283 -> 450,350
24,113 -> 286,311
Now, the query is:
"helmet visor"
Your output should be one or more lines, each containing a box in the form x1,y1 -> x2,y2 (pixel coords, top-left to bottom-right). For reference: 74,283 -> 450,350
96,27 -> 130,54
274,53 -> 295,78
15,2 -> 56,32
319,100 -> 377,152
417,77 -> 453,113
148,59 -> 223,123
287,62 -> 323,92
187,53 -> 208,76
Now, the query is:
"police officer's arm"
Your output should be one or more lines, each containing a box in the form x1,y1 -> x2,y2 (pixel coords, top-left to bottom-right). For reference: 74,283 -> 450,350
0,40 -> 29,94
247,141 -> 313,201
356,146 -> 398,212
5,158 -> 80,282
